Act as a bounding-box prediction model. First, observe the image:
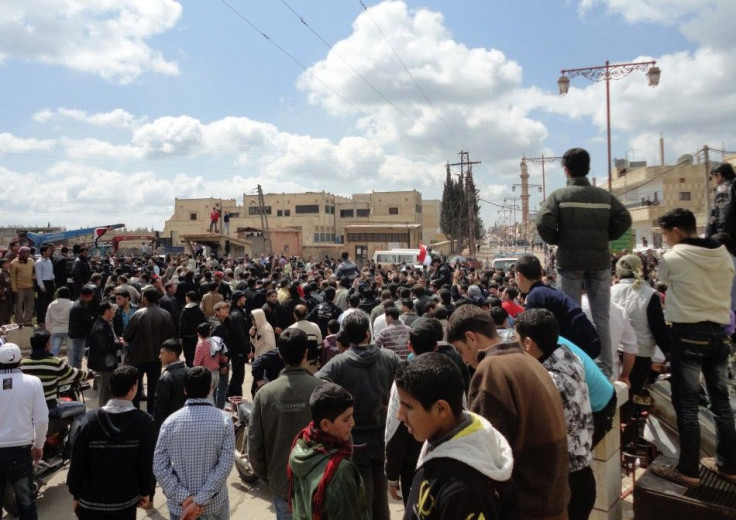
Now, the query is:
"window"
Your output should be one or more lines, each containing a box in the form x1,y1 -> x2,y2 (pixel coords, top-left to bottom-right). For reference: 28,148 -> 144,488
295,204 -> 319,214
679,192 -> 691,201
356,209 -> 370,217
325,205 -> 335,214
189,213 -> 197,221
228,212 -> 239,218
248,206 -> 272,215
340,209 -> 354,218
347,232 -> 409,243
388,207 -> 399,215
679,177 -> 686,183
276,209 -> 291,217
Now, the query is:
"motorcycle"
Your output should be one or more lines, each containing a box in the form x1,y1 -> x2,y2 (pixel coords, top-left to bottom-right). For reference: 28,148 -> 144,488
3,379 -> 91,516
228,396 -> 258,484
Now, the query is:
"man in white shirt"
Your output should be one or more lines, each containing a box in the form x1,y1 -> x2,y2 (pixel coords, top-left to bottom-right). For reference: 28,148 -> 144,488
34,245 -> 56,325
0,343 -> 49,519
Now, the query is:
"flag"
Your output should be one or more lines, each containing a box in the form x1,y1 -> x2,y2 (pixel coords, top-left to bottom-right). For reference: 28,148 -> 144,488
94,227 -> 111,248
418,242 -> 431,266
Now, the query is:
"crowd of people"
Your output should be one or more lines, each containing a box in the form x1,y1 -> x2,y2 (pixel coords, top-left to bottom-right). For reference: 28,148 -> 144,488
2,147 -> 736,520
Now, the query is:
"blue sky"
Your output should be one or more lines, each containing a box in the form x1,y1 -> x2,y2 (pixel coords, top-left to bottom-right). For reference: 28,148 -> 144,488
1,0 -> 733,231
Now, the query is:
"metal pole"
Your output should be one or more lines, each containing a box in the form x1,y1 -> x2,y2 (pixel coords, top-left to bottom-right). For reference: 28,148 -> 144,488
541,155 -> 547,200
704,145 -> 710,221
605,60 -> 612,192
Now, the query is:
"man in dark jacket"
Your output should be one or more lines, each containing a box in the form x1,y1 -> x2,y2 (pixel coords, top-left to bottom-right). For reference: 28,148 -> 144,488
209,301 -> 231,409
123,288 -> 176,410
178,290 -> 206,367
335,251 -> 360,281
306,286 -> 342,338
261,289 -> 289,339
315,312 -> 401,520
536,147 -> 631,378
67,366 -> 155,519
152,340 -> 187,432
227,291 -> 250,399
159,281 -> 182,337
87,301 -> 123,407
71,247 -> 91,300
67,285 -> 96,369
248,329 -> 322,518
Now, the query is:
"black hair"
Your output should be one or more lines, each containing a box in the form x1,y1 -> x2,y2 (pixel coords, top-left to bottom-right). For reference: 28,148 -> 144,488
348,293 -> 361,308
514,309 -> 560,356
712,162 -> 736,180
434,306 -> 448,320
186,290 -> 201,303
561,147 -> 590,177
57,286 -> 71,299
394,353 -> 464,416
447,304 -> 498,342
412,284 -> 425,298
327,319 -> 340,334
40,245 -> 51,255
184,366 -> 212,398
98,301 -> 113,316
401,298 -> 414,310
504,287 -> 519,299
161,338 -> 183,357
30,330 -> 51,352
143,287 -> 161,304
515,254 -> 542,281
324,286 -> 336,302
310,382 -> 354,425
409,318 -> 443,355
342,311 -> 370,344
385,307 -> 400,320
658,207 -> 696,233
110,365 -> 139,398
197,322 -> 211,338
335,330 -> 350,349
278,328 -> 309,366
490,306 -> 509,327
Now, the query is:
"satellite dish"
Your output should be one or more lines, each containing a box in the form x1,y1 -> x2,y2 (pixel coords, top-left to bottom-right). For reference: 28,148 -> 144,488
677,154 -> 694,165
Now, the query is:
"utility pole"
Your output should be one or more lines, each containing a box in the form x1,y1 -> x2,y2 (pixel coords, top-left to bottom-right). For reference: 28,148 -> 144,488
448,151 -> 481,255
703,145 -> 710,221
257,184 -> 272,256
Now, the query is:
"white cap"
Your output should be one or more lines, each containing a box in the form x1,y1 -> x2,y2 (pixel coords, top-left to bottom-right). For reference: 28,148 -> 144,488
0,343 -> 22,365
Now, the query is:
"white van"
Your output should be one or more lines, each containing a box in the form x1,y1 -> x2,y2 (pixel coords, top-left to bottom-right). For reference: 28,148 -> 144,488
492,257 -> 519,271
372,249 -> 423,267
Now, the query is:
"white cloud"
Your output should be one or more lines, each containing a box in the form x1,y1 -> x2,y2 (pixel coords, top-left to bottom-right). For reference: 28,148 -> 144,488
0,0 -> 181,83
0,133 -> 55,154
33,108 -> 148,129
578,0 -> 704,24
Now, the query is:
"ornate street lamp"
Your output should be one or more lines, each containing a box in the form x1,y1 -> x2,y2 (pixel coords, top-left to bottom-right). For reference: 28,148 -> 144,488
557,60 -> 661,191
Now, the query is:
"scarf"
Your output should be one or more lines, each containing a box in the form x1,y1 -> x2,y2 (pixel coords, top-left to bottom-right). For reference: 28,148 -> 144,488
286,421 -> 352,520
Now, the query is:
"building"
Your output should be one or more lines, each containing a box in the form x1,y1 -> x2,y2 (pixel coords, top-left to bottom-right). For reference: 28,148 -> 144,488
610,156 -> 714,249
163,190 -> 443,259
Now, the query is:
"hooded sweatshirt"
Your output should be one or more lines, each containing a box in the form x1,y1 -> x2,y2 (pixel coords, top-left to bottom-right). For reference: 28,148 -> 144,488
251,308 -> 276,358
403,412 -> 513,520
658,238 -> 735,324
289,434 -> 371,520
67,404 -> 155,513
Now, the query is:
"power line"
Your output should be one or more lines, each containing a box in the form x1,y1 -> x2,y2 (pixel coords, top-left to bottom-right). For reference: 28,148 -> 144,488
277,0 -> 456,152
218,0 -> 432,158
358,0 -> 465,150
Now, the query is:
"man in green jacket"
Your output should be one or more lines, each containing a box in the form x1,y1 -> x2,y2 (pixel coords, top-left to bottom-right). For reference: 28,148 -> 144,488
536,147 -> 631,377
248,328 -> 322,520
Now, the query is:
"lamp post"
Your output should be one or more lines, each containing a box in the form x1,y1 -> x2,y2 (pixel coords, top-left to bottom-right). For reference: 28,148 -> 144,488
557,60 -> 661,191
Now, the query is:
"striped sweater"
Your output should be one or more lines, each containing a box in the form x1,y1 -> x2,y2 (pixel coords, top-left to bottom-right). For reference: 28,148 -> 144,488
20,353 -> 89,409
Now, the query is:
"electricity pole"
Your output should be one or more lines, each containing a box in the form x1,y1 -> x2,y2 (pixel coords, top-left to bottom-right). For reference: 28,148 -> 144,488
448,151 -> 481,255
257,184 -> 272,256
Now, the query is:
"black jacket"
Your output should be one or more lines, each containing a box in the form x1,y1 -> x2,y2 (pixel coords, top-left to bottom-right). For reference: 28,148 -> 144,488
68,299 -> 96,339
160,294 -> 182,335
67,407 -> 155,513
251,349 -> 285,397
228,306 -> 250,355
179,303 -> 206,338
153,361 -> 187,431
87,318 -> 119,372
306,301 -> 342,338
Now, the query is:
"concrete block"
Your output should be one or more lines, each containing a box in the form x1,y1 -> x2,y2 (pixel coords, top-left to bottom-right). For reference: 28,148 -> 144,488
593,452 -> 623,511
6,326 -> 32,352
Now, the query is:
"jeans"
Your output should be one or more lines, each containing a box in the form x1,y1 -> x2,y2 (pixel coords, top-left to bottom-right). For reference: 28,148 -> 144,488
67,338 -> 86,369
49,333 -> 68,356
49,400 -> 86,420
558,268 -> 613,378
670,322 -> 736,477
170,502 -> 229,520
215,363 -> 229,409
273,495 -> 293,520
0,445 -> 37,520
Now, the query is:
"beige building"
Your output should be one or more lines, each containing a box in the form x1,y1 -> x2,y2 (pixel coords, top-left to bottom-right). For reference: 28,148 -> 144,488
163,190 -> 443,256
611,158 -> 714,249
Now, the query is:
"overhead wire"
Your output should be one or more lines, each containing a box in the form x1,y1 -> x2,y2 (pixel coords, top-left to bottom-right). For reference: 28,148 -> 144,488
358,0 -> 465,150
277,0 -> 456,153
218,0 -> 436,159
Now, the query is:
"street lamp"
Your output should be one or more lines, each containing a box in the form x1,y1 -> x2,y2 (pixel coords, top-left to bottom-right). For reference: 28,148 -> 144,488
557,60 -> 661,191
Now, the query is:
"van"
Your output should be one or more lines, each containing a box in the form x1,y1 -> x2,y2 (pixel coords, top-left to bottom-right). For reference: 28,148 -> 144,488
372,249 -> 423,267
492,257 -> 518,271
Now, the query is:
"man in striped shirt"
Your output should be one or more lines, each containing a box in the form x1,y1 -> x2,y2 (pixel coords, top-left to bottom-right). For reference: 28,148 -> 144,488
374,307 -> 412,360
20,330 -> 88,422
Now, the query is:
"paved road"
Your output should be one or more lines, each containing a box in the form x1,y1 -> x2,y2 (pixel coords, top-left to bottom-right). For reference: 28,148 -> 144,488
4,366 -> 406,520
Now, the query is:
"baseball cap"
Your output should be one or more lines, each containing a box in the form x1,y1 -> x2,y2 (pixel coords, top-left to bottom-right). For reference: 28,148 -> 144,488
0,343 -> 22,365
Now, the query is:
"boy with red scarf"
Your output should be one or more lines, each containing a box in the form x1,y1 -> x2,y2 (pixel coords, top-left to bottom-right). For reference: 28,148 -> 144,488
287,383 -> 369,520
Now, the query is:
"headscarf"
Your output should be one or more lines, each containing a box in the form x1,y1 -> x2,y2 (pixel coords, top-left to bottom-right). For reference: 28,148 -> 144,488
616,254 -> 644,289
